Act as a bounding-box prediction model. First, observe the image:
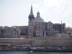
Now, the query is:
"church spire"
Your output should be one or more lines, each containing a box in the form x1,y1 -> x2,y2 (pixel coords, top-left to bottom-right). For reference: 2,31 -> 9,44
30,5 -> 33,15
28,5 -> 35,22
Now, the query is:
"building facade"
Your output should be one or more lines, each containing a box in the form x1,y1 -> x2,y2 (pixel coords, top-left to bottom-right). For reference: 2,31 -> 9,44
2,26 -> 20,38
28,6 -> 65,37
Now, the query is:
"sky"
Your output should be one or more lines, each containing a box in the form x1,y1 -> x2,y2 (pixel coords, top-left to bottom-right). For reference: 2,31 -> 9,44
0,0 -> 72,27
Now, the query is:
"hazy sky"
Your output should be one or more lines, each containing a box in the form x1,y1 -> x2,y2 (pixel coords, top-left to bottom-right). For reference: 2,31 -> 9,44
0,0 -> 72,27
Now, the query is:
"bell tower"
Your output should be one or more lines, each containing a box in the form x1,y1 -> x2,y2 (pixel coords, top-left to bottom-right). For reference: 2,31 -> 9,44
28,5 -> 35,37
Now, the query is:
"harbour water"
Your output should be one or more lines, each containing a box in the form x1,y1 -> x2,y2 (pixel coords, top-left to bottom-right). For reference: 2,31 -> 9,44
0,51 -> 72,54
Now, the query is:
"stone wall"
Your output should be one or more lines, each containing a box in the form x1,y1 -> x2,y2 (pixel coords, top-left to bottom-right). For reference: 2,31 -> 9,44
0,37 -> 72,48
31,37 -> 72,47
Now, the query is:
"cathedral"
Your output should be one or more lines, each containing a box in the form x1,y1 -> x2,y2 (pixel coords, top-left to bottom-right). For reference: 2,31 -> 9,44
28,6 -> 65,37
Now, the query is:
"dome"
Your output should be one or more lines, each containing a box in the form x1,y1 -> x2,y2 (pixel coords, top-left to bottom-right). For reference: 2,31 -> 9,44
34,12 -> 44,22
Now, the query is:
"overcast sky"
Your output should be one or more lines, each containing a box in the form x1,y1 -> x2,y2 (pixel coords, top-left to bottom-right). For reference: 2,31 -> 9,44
0,0 -> 72,27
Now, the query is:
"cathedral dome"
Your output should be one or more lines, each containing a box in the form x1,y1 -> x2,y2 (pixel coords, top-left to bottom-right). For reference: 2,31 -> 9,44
34,12 -> 44,22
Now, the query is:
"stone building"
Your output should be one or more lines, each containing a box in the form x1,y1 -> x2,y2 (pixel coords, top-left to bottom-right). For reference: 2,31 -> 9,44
16,26 -> 28,35
28,6 -> 65,37
0,26 -> 4,38
2,26 -> 20,38
64,27 -> 72,37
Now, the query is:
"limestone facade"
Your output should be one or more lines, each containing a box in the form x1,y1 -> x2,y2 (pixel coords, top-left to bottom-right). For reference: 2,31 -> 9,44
28,6 -> 65,37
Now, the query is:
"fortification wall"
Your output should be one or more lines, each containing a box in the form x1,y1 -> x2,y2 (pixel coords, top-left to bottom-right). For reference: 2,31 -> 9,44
31,37 -> 72,47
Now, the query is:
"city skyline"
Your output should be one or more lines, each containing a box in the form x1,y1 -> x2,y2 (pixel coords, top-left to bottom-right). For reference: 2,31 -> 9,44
0,0 -> 72,27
